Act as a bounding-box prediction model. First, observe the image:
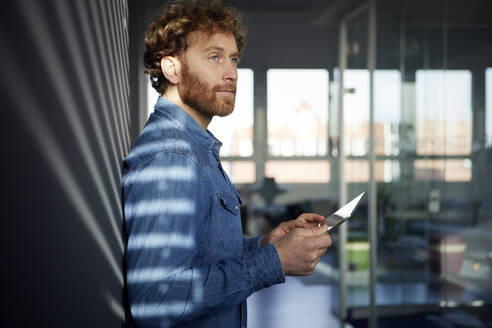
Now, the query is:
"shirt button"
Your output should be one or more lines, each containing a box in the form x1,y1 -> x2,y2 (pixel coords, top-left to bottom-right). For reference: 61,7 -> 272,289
235,206 -> 239,210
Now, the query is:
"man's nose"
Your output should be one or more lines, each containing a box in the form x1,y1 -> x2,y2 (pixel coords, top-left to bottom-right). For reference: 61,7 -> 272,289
223,63 -> 238,84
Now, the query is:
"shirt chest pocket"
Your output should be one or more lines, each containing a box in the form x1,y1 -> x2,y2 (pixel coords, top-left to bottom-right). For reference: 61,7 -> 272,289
217,191 -> 243,256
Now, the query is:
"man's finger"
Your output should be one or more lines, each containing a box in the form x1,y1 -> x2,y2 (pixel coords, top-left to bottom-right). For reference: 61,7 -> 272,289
293,222 -> 328,236
313,246 -> 329,258
278,220 -> 297,232
311,222 -> 329,235
295,221 -> 324,229
297,213 -> 326,223
311,233 -> 332,249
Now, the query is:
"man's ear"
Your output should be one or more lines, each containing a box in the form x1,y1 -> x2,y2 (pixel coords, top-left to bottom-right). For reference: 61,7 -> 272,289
161,56 -> 181,85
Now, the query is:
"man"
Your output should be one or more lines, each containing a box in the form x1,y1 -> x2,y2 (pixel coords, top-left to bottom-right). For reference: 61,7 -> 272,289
123,1 -> 332,327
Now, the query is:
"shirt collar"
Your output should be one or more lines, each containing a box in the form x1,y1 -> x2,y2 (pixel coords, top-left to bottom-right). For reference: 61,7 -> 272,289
154,96 -> 222,155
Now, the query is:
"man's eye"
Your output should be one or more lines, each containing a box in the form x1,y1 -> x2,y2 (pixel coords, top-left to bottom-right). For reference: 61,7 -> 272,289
209,55 -> 219,62
231,57 -> 240,65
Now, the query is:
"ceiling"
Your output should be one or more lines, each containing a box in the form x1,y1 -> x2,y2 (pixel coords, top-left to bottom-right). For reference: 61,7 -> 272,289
146,0 -> 492,28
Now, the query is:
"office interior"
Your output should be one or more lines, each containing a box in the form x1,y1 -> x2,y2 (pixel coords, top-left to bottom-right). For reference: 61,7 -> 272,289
1,0 -> 492,327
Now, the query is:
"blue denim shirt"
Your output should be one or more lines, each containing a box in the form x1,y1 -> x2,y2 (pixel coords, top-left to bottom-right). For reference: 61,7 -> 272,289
123,97 -> 285,328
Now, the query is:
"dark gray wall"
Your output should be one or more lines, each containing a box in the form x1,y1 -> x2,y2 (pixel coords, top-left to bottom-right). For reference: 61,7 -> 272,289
0,0 -> 132,326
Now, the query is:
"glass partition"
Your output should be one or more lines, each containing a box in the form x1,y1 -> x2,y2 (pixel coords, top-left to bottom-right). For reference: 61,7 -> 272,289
332,1 -> 492,326
370,0 -> 492,326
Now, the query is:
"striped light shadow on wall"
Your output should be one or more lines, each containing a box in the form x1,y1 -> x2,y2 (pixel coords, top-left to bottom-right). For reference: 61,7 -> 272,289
0,0 -> 132,327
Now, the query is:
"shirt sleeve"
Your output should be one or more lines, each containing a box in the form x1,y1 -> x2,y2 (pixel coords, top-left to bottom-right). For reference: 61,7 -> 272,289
123,152 -> 285,328
242,236 -> 263,253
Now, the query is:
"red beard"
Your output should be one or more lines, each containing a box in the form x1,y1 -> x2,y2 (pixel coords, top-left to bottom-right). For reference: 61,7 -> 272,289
178,61 -> 236,118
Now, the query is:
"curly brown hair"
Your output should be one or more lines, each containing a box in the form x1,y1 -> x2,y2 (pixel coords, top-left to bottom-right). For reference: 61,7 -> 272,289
144,0 -> 247,94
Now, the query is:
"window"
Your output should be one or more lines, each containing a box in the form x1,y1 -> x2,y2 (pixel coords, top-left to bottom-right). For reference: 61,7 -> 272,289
267,69 -> 329,157
265,160 -> 330,183
416,70 -> 472,156
412,70 -> 472,182
374,70 -> 401,156
221,161 -> 256,184
344,69 -> 369,157
266,69 -> 330,183
345,160 -> 400,183
414,159 -> 471,182
343,69 -> 402,182
344,69 -> 401,157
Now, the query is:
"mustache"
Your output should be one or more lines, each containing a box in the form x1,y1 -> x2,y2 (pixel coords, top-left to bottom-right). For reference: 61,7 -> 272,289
213,84 -> 236,92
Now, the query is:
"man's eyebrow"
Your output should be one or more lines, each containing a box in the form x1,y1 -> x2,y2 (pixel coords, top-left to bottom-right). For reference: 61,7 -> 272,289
202,46 -> 240,57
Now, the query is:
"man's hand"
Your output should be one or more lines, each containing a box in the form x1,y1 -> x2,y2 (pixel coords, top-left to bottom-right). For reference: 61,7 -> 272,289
259,213 -> 327,247
294,213 -> 327,228
273,223 -> 332,276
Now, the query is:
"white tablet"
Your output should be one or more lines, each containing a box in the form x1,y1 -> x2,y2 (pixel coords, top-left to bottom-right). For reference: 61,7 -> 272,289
321,192 -> 365,231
